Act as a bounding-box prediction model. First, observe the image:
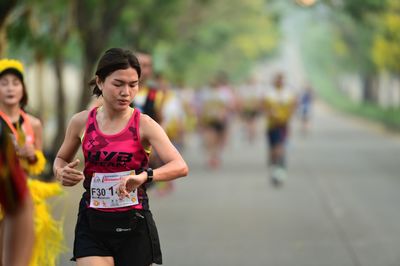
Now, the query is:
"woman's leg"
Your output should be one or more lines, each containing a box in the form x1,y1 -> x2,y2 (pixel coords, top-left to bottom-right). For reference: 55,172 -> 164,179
77,256 -> 114,266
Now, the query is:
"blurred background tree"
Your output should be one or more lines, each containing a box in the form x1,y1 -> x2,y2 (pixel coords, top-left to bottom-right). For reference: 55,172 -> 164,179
0,0 -> 17,56
304,0 -> 387,103
299,0 -> 400,128
154,0 -> 278,87
372,0 -> 400,75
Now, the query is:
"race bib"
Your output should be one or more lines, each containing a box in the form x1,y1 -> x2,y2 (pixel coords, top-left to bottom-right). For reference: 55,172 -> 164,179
89,170 -> 139,209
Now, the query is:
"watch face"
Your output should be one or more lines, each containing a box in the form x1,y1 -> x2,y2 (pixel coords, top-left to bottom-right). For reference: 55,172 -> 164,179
146,168 -> 153,183
147,168 -> 153,177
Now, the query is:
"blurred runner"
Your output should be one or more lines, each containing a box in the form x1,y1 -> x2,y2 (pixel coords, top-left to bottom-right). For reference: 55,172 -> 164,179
0,118 -> 34,266
131,53 -> 167,170
160,78 -> 186,151
156,77 -> 190,196
198,74 -> 236,169
180,85 -> 198,136
0,59 -> 64,266
298,83 -> 314,136
131,53 -> 165,124
262,73 -> 297,186
237,77 -> 262,144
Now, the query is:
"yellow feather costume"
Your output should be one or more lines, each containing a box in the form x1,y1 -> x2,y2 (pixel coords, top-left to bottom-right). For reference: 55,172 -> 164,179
27,179 -> 66,266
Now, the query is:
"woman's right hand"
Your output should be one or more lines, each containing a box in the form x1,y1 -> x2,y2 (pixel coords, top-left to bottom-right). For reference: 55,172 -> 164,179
56,159 -> 84,186
16,143 -> 37,162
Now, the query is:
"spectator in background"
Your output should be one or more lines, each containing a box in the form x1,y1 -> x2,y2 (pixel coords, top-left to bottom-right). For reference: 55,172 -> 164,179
198,73 -> 236,169
237,76 -> 262,143
131,52 -> 165,124
0,58 -> 64,266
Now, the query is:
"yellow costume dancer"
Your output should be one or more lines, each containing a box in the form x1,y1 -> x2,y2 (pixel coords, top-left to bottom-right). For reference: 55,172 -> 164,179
27,179 -> 65,266
0,58 -> 66,266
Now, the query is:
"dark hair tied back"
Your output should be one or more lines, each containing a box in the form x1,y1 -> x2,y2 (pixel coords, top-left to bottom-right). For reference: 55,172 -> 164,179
90,48 -> 141,97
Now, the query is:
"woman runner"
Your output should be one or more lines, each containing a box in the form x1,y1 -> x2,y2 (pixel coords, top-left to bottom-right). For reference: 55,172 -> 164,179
53,48 -> 188,266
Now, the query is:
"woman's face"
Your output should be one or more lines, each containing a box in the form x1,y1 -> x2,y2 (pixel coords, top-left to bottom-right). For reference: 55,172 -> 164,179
99,67 -> 139,110
0,73 -> 24,107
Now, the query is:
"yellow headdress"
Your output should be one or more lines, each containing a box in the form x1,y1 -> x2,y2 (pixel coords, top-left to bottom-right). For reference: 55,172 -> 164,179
0,59 -> 24,76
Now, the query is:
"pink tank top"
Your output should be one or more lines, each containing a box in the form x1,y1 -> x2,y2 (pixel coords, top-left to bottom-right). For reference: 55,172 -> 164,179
82,107 -> 149,211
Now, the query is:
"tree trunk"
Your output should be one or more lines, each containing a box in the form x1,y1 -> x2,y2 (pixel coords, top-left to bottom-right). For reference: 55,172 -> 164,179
78,50 -> 97,111
53,54 -> 66,151
34,54 -> 45,119
362,73 -> 378,103
0,26 -> 7,57
0,0 -> 17,56
41,53 -> 66,180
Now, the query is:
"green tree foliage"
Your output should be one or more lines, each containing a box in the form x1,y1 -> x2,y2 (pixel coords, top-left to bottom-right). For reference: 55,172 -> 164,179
325,0 -> 386,72
303,0 -> 388,73
7,0 -> 73,60
301,0 -> 388,102
123,0 -> 186,53
372,0 -> 400,74
155,0 -> 279,86
6,0 -> 279,99
327,0 -> 385,21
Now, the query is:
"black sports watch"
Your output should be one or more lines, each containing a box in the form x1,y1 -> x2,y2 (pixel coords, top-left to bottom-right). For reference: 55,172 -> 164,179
145,168 -> 153,183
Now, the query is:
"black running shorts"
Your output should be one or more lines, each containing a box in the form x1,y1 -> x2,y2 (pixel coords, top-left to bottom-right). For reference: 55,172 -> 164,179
72,199 -> 162,266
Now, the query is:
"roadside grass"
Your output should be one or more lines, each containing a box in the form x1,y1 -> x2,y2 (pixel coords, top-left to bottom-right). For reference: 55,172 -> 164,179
309,71 -> 400,131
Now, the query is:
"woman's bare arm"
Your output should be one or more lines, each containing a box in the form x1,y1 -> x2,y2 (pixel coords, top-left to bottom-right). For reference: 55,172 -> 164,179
53,111 -> 88,186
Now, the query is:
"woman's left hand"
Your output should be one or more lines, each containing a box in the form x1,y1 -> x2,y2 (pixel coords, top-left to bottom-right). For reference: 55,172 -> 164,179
118,172 -> 147,199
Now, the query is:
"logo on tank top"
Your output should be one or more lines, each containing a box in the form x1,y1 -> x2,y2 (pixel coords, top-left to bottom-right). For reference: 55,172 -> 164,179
87,151 -> 134,167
